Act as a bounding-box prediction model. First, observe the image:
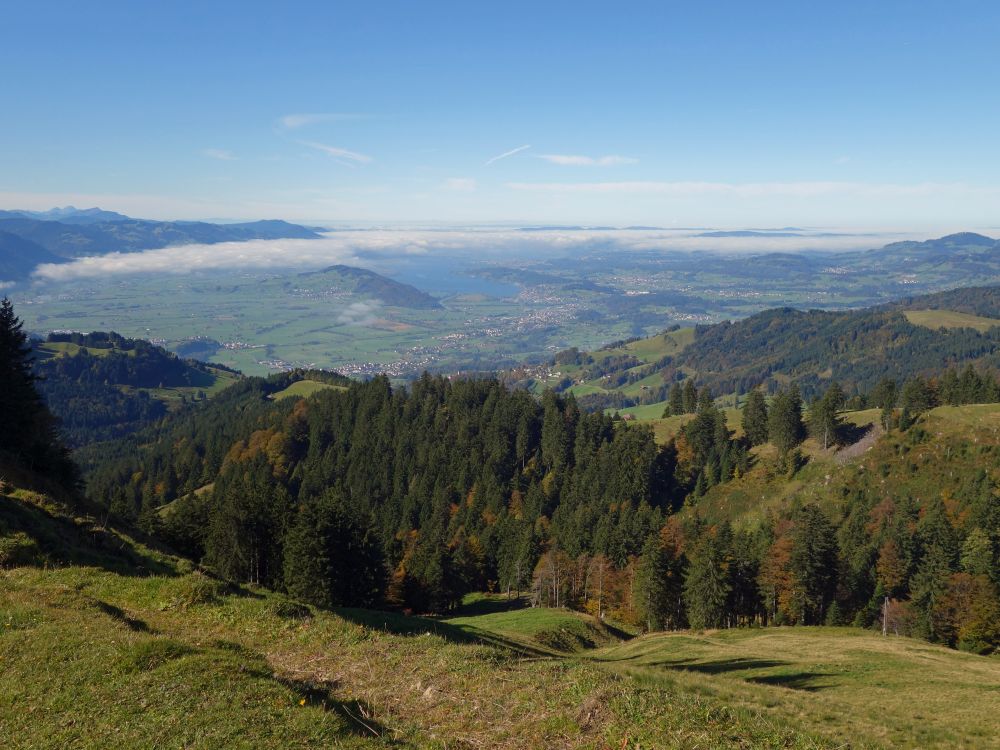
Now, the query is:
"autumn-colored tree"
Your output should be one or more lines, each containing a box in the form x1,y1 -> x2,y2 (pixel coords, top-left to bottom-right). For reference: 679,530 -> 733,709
759,533 -> 796,625
876,539 -> 908,598
932,573 -> 1000,653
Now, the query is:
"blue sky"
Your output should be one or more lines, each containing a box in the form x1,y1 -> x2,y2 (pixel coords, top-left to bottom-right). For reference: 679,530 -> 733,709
2,1 -> 999,226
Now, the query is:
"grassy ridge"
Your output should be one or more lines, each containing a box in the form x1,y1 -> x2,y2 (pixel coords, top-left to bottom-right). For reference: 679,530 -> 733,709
0,487 -> 829,749
270,379 -> 348,401
5,471 -> 1000,748
904,308 -> 1000,333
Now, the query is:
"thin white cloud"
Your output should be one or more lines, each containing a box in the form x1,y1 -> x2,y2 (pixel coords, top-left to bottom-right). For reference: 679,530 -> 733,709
443,178 -> 477,192
279,113 -> 365,130
300,141 -> 372,164
537,154 -> 637,166
337,300 -> 381,327
505,180 -> 997,199
0,281 -> 14,290
202,149 -> 237,161
484,144 -> 531,166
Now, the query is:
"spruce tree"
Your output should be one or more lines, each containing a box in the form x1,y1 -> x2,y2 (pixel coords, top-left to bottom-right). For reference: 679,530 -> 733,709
682,379 -> 698,414
633,534 -> 671,631
789,504 -> 838,624
768,384 -> 806,456
809,382 -> 845,450
741,389 -> 769,446
668,382 -> 684,417
683,535 -> 731,629
0,297 -> 75,484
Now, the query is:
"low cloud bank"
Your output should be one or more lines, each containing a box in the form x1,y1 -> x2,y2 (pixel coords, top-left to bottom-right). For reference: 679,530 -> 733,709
337,300 -> 381,326
30,227 -> 932,283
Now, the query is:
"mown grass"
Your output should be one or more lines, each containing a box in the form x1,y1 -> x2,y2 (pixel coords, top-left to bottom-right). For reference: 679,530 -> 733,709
35,342 -> 122,359
589,627 -> 1000,749
1,562 -> 837,750
270,379 -> 348,401
904,308 -> 1000,333
1,488 -> 836,749
443,594 -> 630,653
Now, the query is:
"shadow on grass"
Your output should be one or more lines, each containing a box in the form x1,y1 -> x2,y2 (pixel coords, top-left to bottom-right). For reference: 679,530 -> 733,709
746,672 -> 835,692
596,651 -> 836,693
335,607 -> 554,658
0,493 -> 176,577
93,599 -> 151,632
276,675 -> 398,741
450,595 -> 530,617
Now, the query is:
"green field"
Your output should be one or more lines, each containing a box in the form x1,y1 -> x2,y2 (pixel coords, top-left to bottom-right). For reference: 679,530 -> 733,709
904,308 -> 1000,332
270,379 -> 348,400
443,594 -> 630,653
0,488 -> 824,750
35,341 -> 126,359
14,272 -> 693,378
590,627 -> 1000,749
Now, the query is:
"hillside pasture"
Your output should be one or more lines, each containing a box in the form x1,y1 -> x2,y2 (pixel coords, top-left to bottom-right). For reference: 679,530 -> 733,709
904,308 -> 1000,333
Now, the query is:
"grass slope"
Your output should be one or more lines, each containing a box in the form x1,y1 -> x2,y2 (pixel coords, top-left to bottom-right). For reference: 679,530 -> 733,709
2,486 -> 832,749
443,593 -> 630,653
590,627 -> 1000,749
270,379 -> 348,401
904,308 -> 1000,333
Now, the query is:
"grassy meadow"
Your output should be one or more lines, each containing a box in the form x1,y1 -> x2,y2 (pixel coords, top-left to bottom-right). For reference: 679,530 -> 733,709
904,308 -> 1000,333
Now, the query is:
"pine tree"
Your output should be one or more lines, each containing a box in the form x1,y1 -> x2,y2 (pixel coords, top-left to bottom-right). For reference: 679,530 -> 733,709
682,379 -> 698,414
900,376 -> 935,415
789,504 -> 838,624
809,382 -> 845,450
768,384 -> 806,456
684,535 -> 731,629
668,382 -> 684,417
0,298 -> 76,484
741,389 -> 769,446
633,534 -> 671,631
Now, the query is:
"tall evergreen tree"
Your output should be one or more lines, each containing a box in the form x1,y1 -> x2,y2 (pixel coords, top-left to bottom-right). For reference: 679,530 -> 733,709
683,534 -> 731,629
633,534 -> 672,631
681,379 -> 698,414
741,389 -> 769,446
809,382 -> 845,450
284,490 -> 385,608
0,297 -> 76,484
668,382 -> 684,417
768,384 -> 806,456
789,504 -> 839,624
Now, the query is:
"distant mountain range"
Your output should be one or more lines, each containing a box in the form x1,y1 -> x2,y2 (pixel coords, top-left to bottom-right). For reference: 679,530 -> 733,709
0,206 -> 133,224
0,207 -> 323,280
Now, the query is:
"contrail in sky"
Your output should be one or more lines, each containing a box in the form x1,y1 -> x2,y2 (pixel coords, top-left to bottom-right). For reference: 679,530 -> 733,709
485,144 -> 531,166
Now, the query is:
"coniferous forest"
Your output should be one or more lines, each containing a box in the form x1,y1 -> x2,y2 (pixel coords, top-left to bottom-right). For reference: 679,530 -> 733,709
78,341 -> 1000,654
4,293 -> 1000,657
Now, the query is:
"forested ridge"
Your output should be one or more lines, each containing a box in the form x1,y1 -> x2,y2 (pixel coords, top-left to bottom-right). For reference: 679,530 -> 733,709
657,286 -> 1000,401
32,332 -> 236,447
4,293 -> 1000,658
80,352 -> 1000,653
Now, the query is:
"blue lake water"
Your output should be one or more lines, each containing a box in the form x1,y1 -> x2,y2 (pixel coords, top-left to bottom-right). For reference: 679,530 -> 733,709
388,259 -> 520,298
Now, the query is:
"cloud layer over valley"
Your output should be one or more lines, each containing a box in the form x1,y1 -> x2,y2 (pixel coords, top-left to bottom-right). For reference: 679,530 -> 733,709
30,227 -> 940,284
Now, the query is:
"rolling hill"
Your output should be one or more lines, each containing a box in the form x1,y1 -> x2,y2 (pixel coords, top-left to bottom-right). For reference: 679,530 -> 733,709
514,284 -> 1000,411
32,332 -> 241,447
294,265 -> 443,309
